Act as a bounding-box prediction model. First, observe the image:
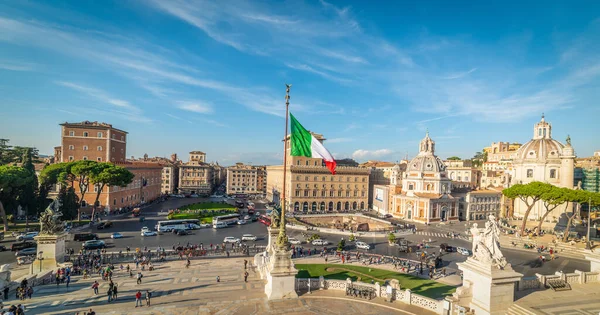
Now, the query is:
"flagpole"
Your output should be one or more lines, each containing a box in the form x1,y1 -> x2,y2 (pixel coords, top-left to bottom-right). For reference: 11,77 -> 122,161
277,84 -> 291,249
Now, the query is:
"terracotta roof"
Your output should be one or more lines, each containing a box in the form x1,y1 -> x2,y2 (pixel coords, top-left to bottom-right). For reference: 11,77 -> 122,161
469,190 -> 501,195
359,160 -> 396,168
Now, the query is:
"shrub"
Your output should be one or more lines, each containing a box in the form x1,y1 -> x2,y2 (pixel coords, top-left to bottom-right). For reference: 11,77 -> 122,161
349,234 -> 356,242
388,232 -> 396,244
337,239 -> 346,251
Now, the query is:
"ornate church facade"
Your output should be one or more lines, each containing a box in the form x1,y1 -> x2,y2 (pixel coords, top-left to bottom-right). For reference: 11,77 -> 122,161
510,115 -> 576,219
389,133 -> 459,223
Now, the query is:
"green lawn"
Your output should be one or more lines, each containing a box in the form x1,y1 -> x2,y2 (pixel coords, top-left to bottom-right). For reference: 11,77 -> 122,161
179,202 -> 236,211
295,263 -> 456,299
170,213 -> 214,224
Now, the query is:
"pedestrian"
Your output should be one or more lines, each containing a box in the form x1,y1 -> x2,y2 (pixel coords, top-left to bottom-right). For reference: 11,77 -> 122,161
135,290 -> 142,307
216,276 -> 220,283
244,271 -> 249,282
66,275 -> 71,289
137,272 -> 143,284
112,284 -> 118,300
107,287 -> 113,303
91,281 -> 100,295
145,290 -> 151,306
244,259 -> 248,269
27,286 -> 33,299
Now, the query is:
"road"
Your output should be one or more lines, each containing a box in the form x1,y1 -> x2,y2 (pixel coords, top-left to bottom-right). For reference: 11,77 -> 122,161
0,198 -> 591,278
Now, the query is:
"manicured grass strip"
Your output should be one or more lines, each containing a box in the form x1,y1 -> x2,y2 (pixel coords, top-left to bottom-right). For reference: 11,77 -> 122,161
295,263 -> 456,299
179,202 -> 236,211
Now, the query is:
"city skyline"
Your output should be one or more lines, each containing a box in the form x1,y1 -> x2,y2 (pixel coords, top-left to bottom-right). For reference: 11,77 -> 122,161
1,1 -> 599,164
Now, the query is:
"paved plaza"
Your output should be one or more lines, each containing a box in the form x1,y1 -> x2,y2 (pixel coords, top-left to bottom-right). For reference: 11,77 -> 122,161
9,257 -> 437,315
512,283 -> 600,314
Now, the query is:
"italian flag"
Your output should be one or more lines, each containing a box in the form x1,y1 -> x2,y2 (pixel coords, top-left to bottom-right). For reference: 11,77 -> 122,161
290,113 -> 337,174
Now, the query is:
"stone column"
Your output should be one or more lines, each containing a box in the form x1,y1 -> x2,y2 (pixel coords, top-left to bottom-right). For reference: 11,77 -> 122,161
456,258 -> 523,315
31,233 -> 68,274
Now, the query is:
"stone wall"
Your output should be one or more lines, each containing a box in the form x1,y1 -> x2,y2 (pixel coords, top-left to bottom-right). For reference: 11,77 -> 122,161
297,214 -> 393,232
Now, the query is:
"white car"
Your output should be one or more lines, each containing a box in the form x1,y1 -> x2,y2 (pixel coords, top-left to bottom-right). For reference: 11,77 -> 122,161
241,234 -> 257,241
243,215 -> 251,220
141,231 -> 157,237
110,232 -> 124,239
237,220 -> 247,225
355,241 -> 371,250
311,239 -> 329,246
188,224 -> 201,230
224,236 -> 240,243
17,232 -> 39,242
457,247 -> 472,256
288,238 -> 302,245
199,223 -> 211,229
141,226 -> 150,232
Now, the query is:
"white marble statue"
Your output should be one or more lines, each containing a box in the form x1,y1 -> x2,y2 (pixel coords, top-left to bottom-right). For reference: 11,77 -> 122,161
470,215 -> 508,269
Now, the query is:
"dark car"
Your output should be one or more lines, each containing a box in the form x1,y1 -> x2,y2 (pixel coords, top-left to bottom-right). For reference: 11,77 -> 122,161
96,221 -> 113,230
82,240 -> 105,250
11,242 -> 36,252
74,233 -> 99,241
176,229 -> 188,236
440,243 -> 455,253
16,247 -> 38,257
0,245 -> 7,251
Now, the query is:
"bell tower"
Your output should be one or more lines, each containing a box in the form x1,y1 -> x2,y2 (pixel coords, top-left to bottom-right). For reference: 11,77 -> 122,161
419,131 -> 435,155
533,114 -> 552,140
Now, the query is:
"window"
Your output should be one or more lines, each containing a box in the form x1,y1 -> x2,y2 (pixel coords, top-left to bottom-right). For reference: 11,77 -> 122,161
97,132 -> 103,137
83,156 -> 88,160
408,184 -> 414,190
97,146 -> 103,151
121,148 -> 124,153
83,145 -> 88,151
550,169 -> 557,179
97,157 -> 102,162
297,161 -> 301,165
69,145 -> 74,150
69,156 -> 74,161
526,169 -> 533,178
121,136 -> 124,141
83,132 -> 89,137
112,147 -> 115,152
69,131 -> 74,136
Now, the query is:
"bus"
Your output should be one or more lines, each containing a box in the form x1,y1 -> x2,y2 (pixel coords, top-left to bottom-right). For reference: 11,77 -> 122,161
155,219 -> 200,232
213,214 -> 240,226
258,215 -> 271,226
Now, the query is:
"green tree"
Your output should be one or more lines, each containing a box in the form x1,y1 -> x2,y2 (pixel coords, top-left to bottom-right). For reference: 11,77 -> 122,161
0,139 -> 15,165
537,187 -> 571,234
349,234 -> 356,242
71,160 -> 98,220
58,186 -> 79,220
0,165 -> 35,232
19,148 -> 39,227
387,232 -> 396,245
502,182 -> 553,235
337,238 -> 346,251
447,156 -> 461,161
89,163 -> 134,220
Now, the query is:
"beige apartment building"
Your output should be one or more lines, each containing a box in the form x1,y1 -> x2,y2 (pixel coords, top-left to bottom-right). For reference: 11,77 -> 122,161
226,163 -> 260,196
483,142 -> 522,162
267,133 -> 369,213
444,160 -> 481,189
178,151 -> 214,196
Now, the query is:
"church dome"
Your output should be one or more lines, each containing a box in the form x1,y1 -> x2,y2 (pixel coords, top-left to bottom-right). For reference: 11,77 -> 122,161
514,115 -> 565,161
406,132 -> 447,173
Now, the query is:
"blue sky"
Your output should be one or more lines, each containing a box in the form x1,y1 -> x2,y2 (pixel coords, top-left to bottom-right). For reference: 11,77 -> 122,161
1,1 -> 599,165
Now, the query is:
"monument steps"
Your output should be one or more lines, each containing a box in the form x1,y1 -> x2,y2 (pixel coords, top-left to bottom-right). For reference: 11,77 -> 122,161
507,303 -> 538,315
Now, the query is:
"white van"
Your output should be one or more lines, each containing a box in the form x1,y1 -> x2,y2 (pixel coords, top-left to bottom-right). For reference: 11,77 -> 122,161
213,222 -> 228,229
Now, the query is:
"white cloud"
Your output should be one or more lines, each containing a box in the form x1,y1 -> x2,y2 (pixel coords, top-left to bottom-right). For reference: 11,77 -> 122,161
352,149 -> 393,160
327,138 -> 352,144
177,101 -> 213,114
0,60 -> 35,71
285,63 -> 352,84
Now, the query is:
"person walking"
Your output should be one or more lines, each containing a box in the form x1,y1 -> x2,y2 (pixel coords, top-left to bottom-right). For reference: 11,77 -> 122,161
244,271 -> 249,282
244,259 -> 248,269
107,287 -> 113,303
145,290 -> 151,306
135,290 -> 142,307
112,284 -> 118,301
136,272 -> 143,285
92,281 -> 99,295
66,274 -> 71,289
26,286 -> 33,299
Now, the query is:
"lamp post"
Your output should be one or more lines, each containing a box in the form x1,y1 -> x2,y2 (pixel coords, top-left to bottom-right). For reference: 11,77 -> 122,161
587,196 -> 592,250
37,251 -> 44,273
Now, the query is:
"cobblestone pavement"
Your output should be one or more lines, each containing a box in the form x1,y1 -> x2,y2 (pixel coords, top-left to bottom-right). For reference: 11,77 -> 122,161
8,258 -> 433,315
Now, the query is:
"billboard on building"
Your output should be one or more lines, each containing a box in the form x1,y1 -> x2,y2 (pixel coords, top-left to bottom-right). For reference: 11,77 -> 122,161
375,188 -> 384,202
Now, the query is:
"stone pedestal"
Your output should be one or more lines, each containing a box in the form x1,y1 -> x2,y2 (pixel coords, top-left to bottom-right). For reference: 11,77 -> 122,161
456,258 -> 522,315
264,248 -> 298,300
31,233 -> 68,274
266,227 -> 280,254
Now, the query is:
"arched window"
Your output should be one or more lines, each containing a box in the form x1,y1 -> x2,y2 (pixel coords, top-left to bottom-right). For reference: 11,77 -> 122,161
320,202 -> 325,211
344,202 -> 350,211
360,202 -> 365,210
352,202 -> 357,210
328,202 -> 334,211
550,169 -> 557,179
294,202 -> 299,212
302,202 -> 309,212
526,169 -> 533,178
336,202 -> 341,211
311,202 -> 317,212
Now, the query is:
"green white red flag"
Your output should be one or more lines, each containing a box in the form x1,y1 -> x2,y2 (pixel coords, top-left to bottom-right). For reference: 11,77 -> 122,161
290,113 -> 337,174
